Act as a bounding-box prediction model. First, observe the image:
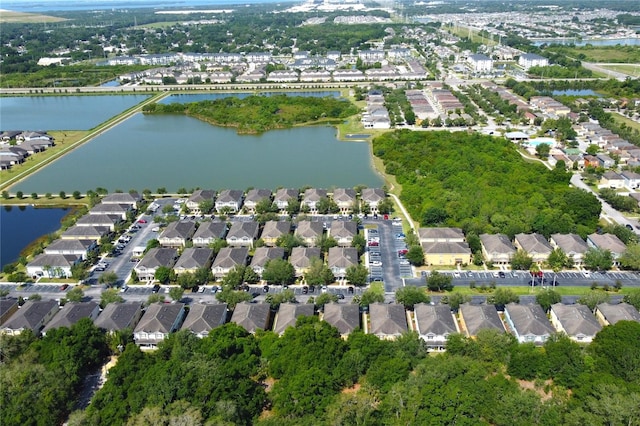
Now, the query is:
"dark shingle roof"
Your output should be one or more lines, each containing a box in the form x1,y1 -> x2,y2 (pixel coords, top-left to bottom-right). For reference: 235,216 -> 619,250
42,302 -> 99,334
460,304 -> 505,336
230,302 -> 270,333
414,304 -> 457,336
94,302 -> 143,332
323,303 -> 360,335
369,303 -> 407,336
273,303 -> 315,335
181,303 -> 228,335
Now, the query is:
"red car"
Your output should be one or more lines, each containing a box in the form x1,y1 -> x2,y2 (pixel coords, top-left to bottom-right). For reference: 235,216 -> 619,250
138,219 -> 147,224
59,284 -> 69,291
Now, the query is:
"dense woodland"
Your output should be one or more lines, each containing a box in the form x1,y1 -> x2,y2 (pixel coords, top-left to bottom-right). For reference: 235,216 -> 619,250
373,130 -> 602,238
2,315 -> 639,425
142,95 -> 359,134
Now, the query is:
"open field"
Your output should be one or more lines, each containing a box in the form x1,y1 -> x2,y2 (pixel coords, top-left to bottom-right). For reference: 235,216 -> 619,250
0,9 -> 67,23
550,46 -> 640,63
612,112 -> 640,132
447,25 -> 498,47
600,64 -> 640,76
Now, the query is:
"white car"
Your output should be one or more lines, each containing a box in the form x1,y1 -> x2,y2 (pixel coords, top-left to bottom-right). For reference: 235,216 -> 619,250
453,271 -> 461,278
370,261 -> 383,267
583,271 -> 591,278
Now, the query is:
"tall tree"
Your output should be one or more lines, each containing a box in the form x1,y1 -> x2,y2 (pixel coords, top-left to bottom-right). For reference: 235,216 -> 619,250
395,286 -> 430,310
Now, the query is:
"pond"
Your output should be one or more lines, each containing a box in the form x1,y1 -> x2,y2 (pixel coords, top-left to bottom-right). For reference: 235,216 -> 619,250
0,206 -> 71,269
11,113 -> 383,194
0,95 -> 150,130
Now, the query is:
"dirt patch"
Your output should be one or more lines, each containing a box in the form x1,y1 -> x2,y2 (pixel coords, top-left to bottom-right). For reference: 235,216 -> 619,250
341,383 -> 361,394
262,376 -> 276,393
517,379 -> 554,401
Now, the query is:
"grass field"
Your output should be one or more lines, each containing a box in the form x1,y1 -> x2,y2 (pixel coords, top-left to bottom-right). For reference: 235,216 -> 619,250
611,112 -> 640,132
447,26 -> 498,47
549,45 -> 640,63
600,64 -> 640,76
0,10 -> 66,23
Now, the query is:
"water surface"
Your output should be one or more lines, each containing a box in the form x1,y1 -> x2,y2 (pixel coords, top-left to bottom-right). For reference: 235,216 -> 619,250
12,113 -> 383,193
0,95 -> 149,130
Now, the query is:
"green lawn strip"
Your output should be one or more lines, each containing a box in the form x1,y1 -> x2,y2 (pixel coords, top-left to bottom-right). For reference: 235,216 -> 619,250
611,112 -> 640,132
438,285 -> 634,298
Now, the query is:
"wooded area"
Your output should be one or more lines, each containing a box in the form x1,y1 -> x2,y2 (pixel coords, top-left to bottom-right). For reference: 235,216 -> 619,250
2,317 -> 638,425
373,130 -> 601,238
142,95 -> 359,134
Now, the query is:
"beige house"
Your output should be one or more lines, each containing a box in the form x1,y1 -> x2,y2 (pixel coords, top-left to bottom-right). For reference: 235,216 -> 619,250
1,300 -> 58,336
327,247 -> 359,278
173,248 -> 214,275
301,188 -> 327,213
549,303 -> 602,343
134,303 -> 186,350
230,302 -> 271,333
260,221 -> 291,246
332,188 -> 356,214
211,247 -> 248,278
294,220 -> 324,246
480,234 -> 515,265
289,247 -> 322,277
274,188 -> 299,213
368,303 -> 408,340
186,189 -> 216,213
244,189 -> 272,214
158,221 -> 197,248
328,221 -> 358,246
322,303 -> 361,338
226,221 -> 260,247
549,234 -> 589,266
587,233 -> 627,262
360,188 -> 386,213
459,304 -> 505,337
514,233 -> 553,263
594,303 -> 640,326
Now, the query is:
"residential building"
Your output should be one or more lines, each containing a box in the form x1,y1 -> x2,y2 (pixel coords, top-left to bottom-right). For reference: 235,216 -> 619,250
260,221 -> 291,246
89,203 -> 132,219
322,303 -> 360,338
514,233 -> 553,263
414,304 -> 459,349
192,222 -> 227,247
60,225 -> 110,241
418,227 -> 465,243
186,189 -> 216,213
518,53 -> 549,70
294,220 -> 324,246
368,303 -> 408,340
360,188 -> 386,213
75,214 -> 122,231
43,239 -> 97,260
503,303 -> 555,345
134,302 -> 186,349
173,248 -> 214,275
211,247 -> 248,278
1,300 -> 58,336
422,241 -> 472,266
94,302 -> 143,333
587,233 -> 627,261
301,188 -> 327,213
549,234 -> 589,266
101,192 -> 141,208
600,171 -> 625,189
332,188 -> 356,214
215,189 -> 244,213
467,54 -> 493,73
273,303 -> 315,335
158,221 -> 197,248
244,189 -> 272,213
250,247 -> 285,276
230,302 -> 270,333
0,298 -> 19,326
550,303 -> 602,343
135,248 -> 178,281
327,247 -> 359,278
274,188 -> 299,213
289,247 -> 322,277
180,303 -> 228,338
42,302 -> 100,335
480,234 -> 516,265
459,304 -> 505,337
26,253 -> 82,279
621,171 -> 640,190
594,303 -> 640,326
328,221 -> 358,247
226,221 -> 260,247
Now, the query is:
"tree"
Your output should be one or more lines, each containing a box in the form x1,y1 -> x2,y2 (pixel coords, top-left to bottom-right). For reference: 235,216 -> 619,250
405,245 -> 425,266
395,286 -> 430,310
535,143 -> 551,158
442,292 -> 469,311
488,288 -> 519,308
176,272 -> 197,289
314,292 -> 339,307
583,247 -> 613,271
31,192 -> 38,199
511,250 -> 533,270
286,198 -> 301,216
586,144 -> 599,155
351,233 -> 366,255
66,286 -> 84,302
316,234 -> 338,254
262,259 -> 296,285
59,191 -> 66,199
147,294 -> 165,305
275,233 -> 305,253
215,288 -> 252,308
304,258 -> 334,286
15,191 -> 23,199
100,288 -> 124,308
198,199 -> 214,214
345,264 -> 368,287
317,197 -> 339,214
618,243 -> 640,270
98,271 -> 118,287
1,190 -> 9,199
377,198 -> 394,215
547,247 -> 570,271
578,291 -> 610,310
589,320 -> 640,383
169,287 -> 184,301
145,239 -> 160,253
154,266 -> 172,284
72,190 -> 82,199
623,288 -> 640,310
359,282 -> 385,307
426,271 -> 453,292
265,289 -> 296,309
255,198 -> 278,214
208,238 -> 228,254
70,263 -> 88,281
536,288 -> 561,312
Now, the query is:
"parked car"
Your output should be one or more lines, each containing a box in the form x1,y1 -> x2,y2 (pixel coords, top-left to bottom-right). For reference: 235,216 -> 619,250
59,284 -> 69,291
138,219 -> 147,224
211,286 -> 219,294
498,271 -> 506,278
152,284 -> 161,293
120,285 -> 128,293
337,293 -> 345,300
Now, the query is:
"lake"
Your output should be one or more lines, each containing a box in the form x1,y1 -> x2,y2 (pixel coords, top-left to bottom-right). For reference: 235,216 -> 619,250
160,91 -> 340,104
0,206 -> 71,269
11,113 -> 383,194
0,95 -> 150,130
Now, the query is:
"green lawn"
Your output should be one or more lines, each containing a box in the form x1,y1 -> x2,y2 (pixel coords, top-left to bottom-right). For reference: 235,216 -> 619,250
433,285 -> 634,298
600,64 -> 640,77
611,112 -> 640,132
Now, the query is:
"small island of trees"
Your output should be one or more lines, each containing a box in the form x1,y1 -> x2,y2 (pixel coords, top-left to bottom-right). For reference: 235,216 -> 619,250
142,95 -> 359,134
